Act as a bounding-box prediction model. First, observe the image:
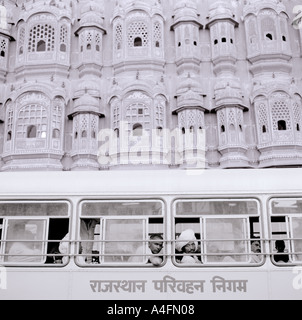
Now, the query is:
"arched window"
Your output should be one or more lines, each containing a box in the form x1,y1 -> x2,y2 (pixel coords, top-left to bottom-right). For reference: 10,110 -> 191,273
157,127 -> 163,136
266,33 -> 273,40
262,125 -> 267,133
115,24 -> 123,51
7,131 -> 11,141
82,130 -> 87,138
60,44 -> 66,52
221,125 -> 225,133
278,120 -> 287,131
27,125 -> 37,138
37,40 -> 46,52
52,129 -> 60,139
75,132 -> 78,139
60,25 -> 68,52
133,124 -> 143,136
221,37 -> 227,43
134,37 -> 142,47
114,128 -> 120,138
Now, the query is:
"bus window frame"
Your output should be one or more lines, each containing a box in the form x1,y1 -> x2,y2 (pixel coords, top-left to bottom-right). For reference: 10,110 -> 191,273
101,216 -> 148,265
77,198 -> 165,267
0,199 -> 71,266
172,197 -> 263,267
202,215 -> 250,264
2,217 -> 49,265
269,197 -> 302,265
288,215 -> 302,263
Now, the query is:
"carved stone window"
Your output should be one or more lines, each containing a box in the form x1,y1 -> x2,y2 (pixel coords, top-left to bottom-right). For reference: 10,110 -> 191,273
28,24 -> 55,52
127,21 -> 148,48
17,104 -> 47,139
60,25 -> 68,52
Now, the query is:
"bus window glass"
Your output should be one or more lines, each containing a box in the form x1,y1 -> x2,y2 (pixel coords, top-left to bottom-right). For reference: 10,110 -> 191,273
271,199 -> 302,214
176,200 -> 258,215
0,201 -> 70,266
82,201 -> 162,216
4,219 -> 47,263
204,218 -> 249,263
79,200 -> 164,266
0,202 -> 69,216
290,217 -> 302,262
174,199 -> 261,266
102,219 -> 147,264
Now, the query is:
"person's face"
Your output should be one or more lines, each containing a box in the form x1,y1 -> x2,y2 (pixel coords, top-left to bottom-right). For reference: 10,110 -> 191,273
251,241 -> 261,253
149,238 -> 163,254
183,241 -> 196,253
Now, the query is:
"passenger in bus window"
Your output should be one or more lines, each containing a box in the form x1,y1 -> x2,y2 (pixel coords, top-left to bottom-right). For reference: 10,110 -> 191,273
59,218 -> 99,264
128,234 -> 164,266
250,239 -> 262,263
175,229 -> 202,264
58,233 -> 69,264
7,223 -> 42,263
79,219 -> 99,263
273,240 -> 289,263
50,246 -> 63,264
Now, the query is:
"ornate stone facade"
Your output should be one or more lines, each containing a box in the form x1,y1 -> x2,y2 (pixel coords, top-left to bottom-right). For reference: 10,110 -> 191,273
0,0 -> 302,170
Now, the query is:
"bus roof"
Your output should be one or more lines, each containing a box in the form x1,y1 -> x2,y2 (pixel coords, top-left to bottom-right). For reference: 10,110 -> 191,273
0,168 -> 301,196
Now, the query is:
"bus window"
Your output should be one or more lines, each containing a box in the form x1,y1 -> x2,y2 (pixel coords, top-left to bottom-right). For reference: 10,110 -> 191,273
47,218 -> 69,264
4,219 -> 47,263
174,199 -> 262,266
270,198 -> 302,264
103,218 -> 147,263
78,200 -> 164,266
291,217 -> 302,262
0,201 -> 70,265
204,217 -> 249,263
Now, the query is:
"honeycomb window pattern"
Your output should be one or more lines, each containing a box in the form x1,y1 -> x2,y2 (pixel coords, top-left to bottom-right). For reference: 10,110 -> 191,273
127,21 -> 149,48
28,24 -> 55,52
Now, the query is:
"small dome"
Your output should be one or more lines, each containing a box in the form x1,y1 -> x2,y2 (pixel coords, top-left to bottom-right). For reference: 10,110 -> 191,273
81,0 -> 104,15
80,0 -> 104,28
174,0 -> 198,23
208,1 -> 236,23
74,93 -> 100,113
75,80 -> 101,99
176,73 -> 201,95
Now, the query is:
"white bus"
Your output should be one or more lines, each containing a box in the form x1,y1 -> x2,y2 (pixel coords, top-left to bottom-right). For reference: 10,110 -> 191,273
0,168 -> 302,300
